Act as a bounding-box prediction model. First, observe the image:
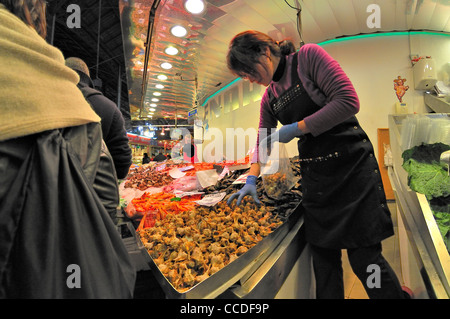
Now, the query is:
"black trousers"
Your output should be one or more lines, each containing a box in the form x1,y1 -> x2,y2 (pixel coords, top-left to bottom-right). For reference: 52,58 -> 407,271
310,243 -> 406,299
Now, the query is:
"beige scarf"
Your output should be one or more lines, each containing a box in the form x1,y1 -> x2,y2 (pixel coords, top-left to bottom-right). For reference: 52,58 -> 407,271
0,4 -> 100,142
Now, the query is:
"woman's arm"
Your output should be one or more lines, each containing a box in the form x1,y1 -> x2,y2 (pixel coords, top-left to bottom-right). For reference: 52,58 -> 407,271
298,44 -> 359,137
249,162 -> 260,176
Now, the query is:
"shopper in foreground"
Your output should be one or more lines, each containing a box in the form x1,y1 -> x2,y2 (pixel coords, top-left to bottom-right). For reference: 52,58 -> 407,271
0,0 -> 135,298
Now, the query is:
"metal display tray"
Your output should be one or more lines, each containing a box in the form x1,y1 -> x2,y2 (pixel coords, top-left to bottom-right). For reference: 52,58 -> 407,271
136,203 -> 303,299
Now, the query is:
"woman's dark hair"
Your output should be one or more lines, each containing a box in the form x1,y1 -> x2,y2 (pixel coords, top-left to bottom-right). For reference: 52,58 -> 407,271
0,0 -> 47,38
227,30 -> 296,78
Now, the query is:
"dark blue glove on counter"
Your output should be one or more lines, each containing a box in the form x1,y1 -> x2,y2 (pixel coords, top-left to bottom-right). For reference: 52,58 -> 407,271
227,175 -> 260,206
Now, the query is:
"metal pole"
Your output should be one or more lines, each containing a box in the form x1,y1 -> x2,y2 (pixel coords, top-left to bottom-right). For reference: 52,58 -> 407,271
117,63 -> 122,108
50,13 -> 56,45
96,0 -> 102,80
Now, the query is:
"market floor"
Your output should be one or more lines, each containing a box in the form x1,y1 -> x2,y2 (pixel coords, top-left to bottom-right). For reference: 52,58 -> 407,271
343,201 -> 402,299
132,201 -> 403,299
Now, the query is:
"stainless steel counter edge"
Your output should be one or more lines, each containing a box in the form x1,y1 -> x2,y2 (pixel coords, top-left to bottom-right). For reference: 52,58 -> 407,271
389,166 -> 448,298
222,215 -> 306,299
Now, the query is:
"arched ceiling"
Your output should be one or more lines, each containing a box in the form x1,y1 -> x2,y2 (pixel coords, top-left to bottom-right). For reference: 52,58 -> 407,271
120,0 -> 449,124
46,0 -> 450,134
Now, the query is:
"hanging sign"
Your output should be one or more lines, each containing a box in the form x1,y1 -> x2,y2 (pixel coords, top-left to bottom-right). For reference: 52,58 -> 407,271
127,133 -> 152,145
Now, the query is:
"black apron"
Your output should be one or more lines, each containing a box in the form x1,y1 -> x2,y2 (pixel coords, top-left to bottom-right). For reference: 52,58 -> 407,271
267,55 -> 394,249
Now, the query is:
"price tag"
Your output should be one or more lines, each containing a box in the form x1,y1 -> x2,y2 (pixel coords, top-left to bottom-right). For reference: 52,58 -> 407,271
232,173 -> 249,184
179,165 -> 194,172
174,190 -> 205,198
169,167 -> 186,178
155,164 -> 166,171
194,192 -> 226,207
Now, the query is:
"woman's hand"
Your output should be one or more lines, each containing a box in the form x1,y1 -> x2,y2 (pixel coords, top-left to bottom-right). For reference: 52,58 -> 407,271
227,175 -> 260,206
259,122 -> 304,158
261,122 -> 303,146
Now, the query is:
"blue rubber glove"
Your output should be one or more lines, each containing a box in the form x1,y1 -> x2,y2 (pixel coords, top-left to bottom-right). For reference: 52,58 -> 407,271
275,122 -> 303,143
227,175 -> 261,206
259,122 -> 303,158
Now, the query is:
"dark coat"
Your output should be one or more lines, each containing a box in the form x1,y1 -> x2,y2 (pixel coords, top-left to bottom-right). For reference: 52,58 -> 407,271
142,155 -> 151,164
153,153 -> 167,162
77,72 -> 132,179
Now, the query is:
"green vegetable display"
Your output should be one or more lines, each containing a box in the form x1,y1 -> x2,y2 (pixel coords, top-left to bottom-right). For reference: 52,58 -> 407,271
402,143 -> 450,254
402,159 -> 450,199
429,196 -> 450,254
402,142 -> 450,164
433,210 -> 450,252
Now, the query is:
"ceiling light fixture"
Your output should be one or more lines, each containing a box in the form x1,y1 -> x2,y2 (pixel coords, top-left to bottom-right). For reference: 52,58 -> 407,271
150,103 -> 157,107
185,0 -> 205,14
157,74 -> 168,80
160,62 -> 172,70
165,46 -> 179,55
151,98 -> 159,102
153,92 -> 161,96
155,84 -> 164,89
171,25 -> 187,37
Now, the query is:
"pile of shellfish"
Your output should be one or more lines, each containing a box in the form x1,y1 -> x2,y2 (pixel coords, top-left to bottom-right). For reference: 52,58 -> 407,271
138,198 -> 283,292
124,166 -> 174,190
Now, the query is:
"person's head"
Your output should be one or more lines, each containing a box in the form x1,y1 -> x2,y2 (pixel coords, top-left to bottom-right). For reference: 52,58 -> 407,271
65,57 -> 90,78
0,0 -> 47,38
143,153 -> 148,157
184,134 -> 192,144
227,30 -> 295,86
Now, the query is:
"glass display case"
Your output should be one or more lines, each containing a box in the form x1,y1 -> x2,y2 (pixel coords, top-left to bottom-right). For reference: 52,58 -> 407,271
388,113 -> 450,299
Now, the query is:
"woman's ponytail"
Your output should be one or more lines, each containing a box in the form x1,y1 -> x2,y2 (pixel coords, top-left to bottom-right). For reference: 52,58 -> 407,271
278,39 -> 296,55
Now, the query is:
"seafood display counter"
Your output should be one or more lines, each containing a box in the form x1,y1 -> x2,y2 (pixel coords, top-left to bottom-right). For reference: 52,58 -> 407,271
388,114 -> 450,299
123,158 -> 312,299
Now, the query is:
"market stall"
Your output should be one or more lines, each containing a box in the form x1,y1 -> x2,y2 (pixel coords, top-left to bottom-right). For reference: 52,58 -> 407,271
388,114 -> 450,299
127,133 -> 152,165
118,156 -> 312,298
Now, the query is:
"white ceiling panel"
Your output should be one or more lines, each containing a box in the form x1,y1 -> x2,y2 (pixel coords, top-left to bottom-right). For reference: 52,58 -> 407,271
327,0 -> 360,36
429,0 -> 450,31
411,0 -> 437,30
303,0 -> 343,40
378,0 -> 398,31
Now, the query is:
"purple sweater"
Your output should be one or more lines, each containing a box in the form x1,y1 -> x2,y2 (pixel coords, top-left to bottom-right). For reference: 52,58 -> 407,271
258,43 -> 360,140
